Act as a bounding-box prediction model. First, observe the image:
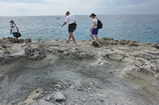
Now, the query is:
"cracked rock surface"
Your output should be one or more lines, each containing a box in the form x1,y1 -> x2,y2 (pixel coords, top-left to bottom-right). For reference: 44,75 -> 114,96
0,37 -> 159,105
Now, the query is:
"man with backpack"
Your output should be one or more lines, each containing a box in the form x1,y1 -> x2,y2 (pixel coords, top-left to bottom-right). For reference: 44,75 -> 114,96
90,13 -> 102,44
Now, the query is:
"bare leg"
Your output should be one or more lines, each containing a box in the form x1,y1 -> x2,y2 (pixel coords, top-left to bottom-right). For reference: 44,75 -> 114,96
69,32 -> 76,43
90,34 -> 94,42
14,37 -> 19,43
15,32 -> 19,42
68,34 -> 71,42
95,35 -> 99,42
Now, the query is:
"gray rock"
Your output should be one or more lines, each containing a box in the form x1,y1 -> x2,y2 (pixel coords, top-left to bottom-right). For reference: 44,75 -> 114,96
25,48 -> 31,55
25,38 -> 32,43
54,92 -> 66,101
78,51 -> 94,59
1,37 -> 159,105
0,39 -> 3,44
128,42 -> 140,47
155,73 -> 159,79
56,39 -> 67,42
118,40 -> 130,45
102,37 -> 114,41
46,94 -> 54,101
28,99 -> 55,105
19,39 -> 25,43
3,49 -> 10,54
108,54 -> 123,61
6,37 -> 15,44
25,48 -> 46,60
2,44 -> 11,49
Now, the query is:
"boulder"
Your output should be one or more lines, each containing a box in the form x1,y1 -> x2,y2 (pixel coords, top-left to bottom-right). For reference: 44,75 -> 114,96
54,92 -> 66,101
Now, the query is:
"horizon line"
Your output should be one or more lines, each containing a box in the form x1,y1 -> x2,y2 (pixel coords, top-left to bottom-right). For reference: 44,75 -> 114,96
0,14 -> 159,17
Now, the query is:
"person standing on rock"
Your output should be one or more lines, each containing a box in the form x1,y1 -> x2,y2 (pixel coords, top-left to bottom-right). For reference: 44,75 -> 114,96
10,20 -> 19,43
61,11 -> 77,43
90,13 -> 99,43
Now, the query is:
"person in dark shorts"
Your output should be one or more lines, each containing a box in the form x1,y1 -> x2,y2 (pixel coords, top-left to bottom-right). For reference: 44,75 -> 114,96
61,11 -> 77,43
10,20 -> 19,43
90,13 -> 99,43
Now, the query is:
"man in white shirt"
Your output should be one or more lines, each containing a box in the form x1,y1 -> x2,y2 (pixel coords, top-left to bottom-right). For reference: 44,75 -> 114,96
10,20 -> 19,43
61,11 -> 76,43
90,13 -> 99,43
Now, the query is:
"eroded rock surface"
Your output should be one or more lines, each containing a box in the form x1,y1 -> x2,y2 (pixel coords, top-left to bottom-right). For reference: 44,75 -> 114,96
0,37 -> 159,105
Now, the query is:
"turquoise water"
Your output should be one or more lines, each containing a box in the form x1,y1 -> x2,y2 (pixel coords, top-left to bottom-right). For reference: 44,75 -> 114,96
0,15 -> 159,43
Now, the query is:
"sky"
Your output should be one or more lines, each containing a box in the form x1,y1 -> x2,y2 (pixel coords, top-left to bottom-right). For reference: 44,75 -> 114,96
0,0 -> 159,16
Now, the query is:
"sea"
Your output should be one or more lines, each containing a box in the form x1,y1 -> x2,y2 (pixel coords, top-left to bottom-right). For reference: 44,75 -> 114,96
0,15 -> 159,44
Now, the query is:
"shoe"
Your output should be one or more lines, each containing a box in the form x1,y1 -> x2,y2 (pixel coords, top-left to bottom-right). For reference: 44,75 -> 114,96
14,41 -> 18,43
91,41 -> 99,47
91,41 -> 96,45
14,40 -> 20,43
66,40 -> 69,43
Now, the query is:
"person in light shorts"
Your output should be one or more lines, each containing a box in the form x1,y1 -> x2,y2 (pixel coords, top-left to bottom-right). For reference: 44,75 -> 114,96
10,20 -> 19,43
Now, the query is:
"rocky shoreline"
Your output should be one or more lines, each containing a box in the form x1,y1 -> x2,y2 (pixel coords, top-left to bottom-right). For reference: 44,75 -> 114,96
0,37 -> 159,105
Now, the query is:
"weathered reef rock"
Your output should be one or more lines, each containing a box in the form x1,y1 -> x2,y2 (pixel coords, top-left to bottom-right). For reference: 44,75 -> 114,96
25,48 -> 46,60
29,100 -> 55,105
54,92 -> 66,101
0,37 -> 159,105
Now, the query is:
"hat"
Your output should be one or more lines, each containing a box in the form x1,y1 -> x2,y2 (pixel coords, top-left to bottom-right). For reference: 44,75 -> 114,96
10,20 -> 14,23
90,13 -> 96,17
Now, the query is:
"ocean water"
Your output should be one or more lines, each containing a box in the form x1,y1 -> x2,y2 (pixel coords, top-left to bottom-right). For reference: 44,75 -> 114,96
0,15 -> 159,44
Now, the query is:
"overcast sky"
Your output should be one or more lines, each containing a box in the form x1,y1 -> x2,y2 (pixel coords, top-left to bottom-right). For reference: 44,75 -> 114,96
0,0 -> 159,16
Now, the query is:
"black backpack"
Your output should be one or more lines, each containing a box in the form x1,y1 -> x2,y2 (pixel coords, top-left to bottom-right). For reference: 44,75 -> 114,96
97,19 -> 103,29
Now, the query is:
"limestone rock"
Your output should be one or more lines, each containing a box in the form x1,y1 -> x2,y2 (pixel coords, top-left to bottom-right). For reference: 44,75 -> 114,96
25,48 -> 46,60
25,38 -> 32,43
102,37 -> 114,41
0,37 -> 159,105
153,43 -> 159,49
108,54 -> 123,61
1,37 -> 32,44
6,37 -> 15,44
128,41 -> 140,47
118,40 -> 130,45
28,100 -> 55,105
54,92 -> 66,101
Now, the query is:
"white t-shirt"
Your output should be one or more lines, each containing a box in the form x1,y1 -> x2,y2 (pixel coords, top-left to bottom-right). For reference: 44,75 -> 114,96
65,15 -> 76,24
92,18 -> 98,28
10,23 -> 18,33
